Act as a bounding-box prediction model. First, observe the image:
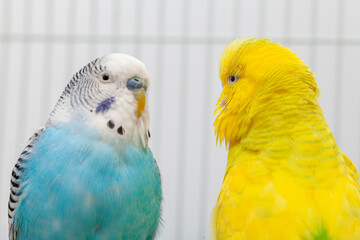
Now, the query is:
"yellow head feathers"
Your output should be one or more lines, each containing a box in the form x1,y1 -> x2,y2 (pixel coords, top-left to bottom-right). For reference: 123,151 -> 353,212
214,38 -> 320,146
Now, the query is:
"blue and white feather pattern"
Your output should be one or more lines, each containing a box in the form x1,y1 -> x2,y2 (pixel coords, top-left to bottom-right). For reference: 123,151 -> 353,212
8,54 -> 162,240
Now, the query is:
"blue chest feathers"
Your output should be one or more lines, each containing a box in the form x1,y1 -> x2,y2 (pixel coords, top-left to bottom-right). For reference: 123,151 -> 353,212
14,123 -> 162,240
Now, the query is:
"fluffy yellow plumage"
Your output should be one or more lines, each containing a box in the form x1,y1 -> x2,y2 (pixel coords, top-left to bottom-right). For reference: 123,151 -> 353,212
212,38 -> 360,240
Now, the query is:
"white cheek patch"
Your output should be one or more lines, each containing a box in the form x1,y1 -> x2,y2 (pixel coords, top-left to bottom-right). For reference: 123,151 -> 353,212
89,96 -> 136,137
85,92 -> 149,147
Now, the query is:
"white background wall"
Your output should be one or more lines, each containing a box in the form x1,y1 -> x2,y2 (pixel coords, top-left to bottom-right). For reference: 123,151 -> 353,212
0,0 -> 360,239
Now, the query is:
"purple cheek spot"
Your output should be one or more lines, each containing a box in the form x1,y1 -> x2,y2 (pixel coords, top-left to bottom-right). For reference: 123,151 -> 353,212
96,97 -> 115,113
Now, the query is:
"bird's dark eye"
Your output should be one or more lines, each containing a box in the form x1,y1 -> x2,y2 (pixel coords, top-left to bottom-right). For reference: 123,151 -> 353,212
102,74 -> 110,81
227,75 -> 239,85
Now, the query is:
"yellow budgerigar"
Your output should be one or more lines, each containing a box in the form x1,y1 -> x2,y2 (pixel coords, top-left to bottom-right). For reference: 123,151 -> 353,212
212,38 -> 360,240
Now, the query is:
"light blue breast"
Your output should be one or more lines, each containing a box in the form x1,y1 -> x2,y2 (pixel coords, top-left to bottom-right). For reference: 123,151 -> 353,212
14,121 -> 162,240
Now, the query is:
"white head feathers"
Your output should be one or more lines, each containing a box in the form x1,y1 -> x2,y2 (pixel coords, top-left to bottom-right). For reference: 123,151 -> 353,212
47,53 -> 151,148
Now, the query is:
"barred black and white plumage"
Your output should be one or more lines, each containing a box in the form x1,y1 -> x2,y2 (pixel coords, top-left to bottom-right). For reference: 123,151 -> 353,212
8,128 -> 44,240
48,58 -> 105,125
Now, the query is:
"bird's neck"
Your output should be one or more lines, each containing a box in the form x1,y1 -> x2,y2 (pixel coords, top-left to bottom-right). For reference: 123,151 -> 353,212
227,93 -> 344,186
47,96 -> 151,149
245,93 -> 326,145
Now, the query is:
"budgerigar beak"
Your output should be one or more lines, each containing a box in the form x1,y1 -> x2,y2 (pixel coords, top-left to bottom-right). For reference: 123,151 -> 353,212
126,78 -> 147,118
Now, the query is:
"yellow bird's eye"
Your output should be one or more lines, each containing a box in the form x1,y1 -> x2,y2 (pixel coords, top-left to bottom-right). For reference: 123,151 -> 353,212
227,75 -> 239,85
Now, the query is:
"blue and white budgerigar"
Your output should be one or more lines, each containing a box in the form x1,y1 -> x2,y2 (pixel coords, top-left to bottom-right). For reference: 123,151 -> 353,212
8,54 -> 162,239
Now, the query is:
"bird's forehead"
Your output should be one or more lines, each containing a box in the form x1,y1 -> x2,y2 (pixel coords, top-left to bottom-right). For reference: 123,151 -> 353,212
101,53 -> 150,82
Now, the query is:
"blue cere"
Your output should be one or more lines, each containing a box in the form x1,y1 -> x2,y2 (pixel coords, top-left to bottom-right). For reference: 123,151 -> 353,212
126,77 -> 145,91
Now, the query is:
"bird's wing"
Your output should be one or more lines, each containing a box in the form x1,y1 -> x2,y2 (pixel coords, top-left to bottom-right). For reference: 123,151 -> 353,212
213,150 -> 360,239
342,150 -> 360,187
8,128 -> 44,240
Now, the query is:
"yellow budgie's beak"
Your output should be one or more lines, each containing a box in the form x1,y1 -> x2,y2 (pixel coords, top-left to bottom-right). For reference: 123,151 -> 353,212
135,90 -> 146,118
126,77 -> 147,118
